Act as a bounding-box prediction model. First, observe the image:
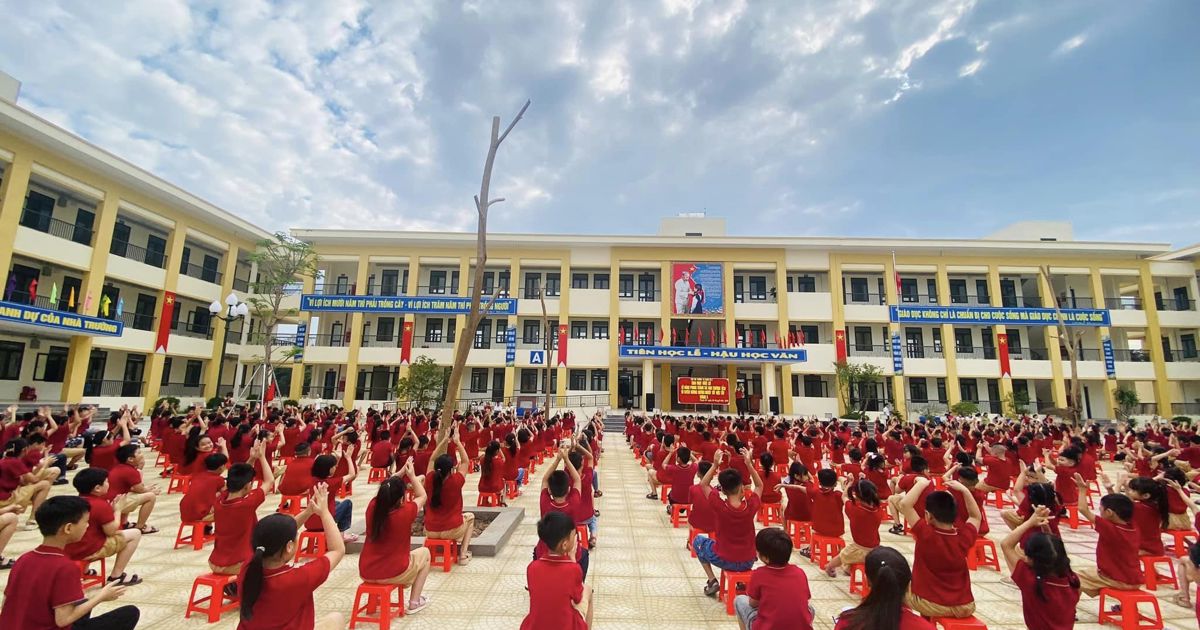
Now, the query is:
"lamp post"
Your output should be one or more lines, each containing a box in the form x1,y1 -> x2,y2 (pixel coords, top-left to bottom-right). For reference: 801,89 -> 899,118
209,292 -> 249,400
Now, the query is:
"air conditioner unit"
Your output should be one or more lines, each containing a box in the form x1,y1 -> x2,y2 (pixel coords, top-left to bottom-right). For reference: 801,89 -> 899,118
41,264 -> 53,276
57,194 -> 70,207
29,336 -> 41,349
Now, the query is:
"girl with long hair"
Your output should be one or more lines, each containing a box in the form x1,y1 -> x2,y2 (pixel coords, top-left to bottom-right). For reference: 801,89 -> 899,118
1127,475 -> 1170,555
361,458 -> 432,614
423,425 -> 475,565
825,479 -> 884,578
834,546 -> 934,630
999,508 -> 1080,629
478,439 -> 506,503
305,453 -> 356,542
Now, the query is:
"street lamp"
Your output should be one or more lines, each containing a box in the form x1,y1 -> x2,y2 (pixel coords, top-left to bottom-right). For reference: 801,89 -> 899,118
209,292 -> 249,400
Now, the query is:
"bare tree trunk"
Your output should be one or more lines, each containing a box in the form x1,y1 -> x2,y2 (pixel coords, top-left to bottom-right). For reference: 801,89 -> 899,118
540,289 -> 551,417
437,100 -> 530,440
1041,266 -> 1081,425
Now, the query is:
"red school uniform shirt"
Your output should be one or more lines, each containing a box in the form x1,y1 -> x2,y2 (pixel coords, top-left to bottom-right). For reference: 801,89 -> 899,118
0,457 -> 30,499
303,477 -> 342,532
768,438 -> 790,464
898,474 -> 933,518
236,556 -> 330,630
783,483 -> 813,522
0,545 -> 87,630
845,501 -> 882,548
864,468 -> 891,499
210,489 -> 267,568
1094,518 -> 1143,585
369,441 -> 394,468
89,443 -> 119,470
65,495 -> 116,560
360,499 -> 418,581
708,490 -> 762,564
479,456 -> 505,493
746,563 -> 815,630
910,519 -> 977,607
809,487 -> 845,537
180,470 -> 227,522
520,554 -> 588,630
1011,561 -> 1080,630
576,468 -> 595,524
535,487 -> 584,561
423,471 -> 466,532
277,455 -> 313,495
1131,500 -> 1165,555
688,484 -> 718,531
835,607 -> 935,630
760,471 -> 783,504
105,462 -> 143,500
981,455 -> 1011,490
666,462 -> 699,503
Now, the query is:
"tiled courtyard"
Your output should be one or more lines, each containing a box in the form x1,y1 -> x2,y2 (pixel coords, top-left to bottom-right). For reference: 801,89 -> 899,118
2,434 -> 1198,629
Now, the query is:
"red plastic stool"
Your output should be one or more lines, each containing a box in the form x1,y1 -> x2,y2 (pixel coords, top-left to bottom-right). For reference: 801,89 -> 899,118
670,503 -> 690,528
576,525 -> 590,550
687,528 -> 712,557
338,481 -> 353,499
295,531 -> 327,562
76,557 -> 106,590
719,569 -> 753,615
1140,555 -> 1178,591
931,615 -> 988,630
185,573 -> 240,623
785,520 -> 812,548
991,490 -> 1010,509
810,534 -> 846,570
155,452 -> 169,467
367,467 -> 389,483
848,563 -> 869,597
1065,504 -> 1093,530
1165,529 -> 1196,557
278,494 -> 308,515
350,582 -> 406,629
758,503 -> 782,526
425,538 -> 459,572
477,492 -> 502,507
1097,588 -> 1163,630
966,537 -> 1000,571
167,472 -> 191,494
174,520 -> 216,550
659,484 -> 672,504
505,479 -> 519,499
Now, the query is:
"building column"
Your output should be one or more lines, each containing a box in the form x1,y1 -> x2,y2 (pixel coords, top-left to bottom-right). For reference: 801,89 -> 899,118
1088,268 -> 1118,418
202,246 -> 241,399
607,257 -> 620,409
63,190 -> 119,401
1037,271 -> 1069,408
828,254 -> 848,416
342,254 -> 369,408
1139,264 -> 1174,416
556,257 -> 570,400
726,364 -> 739,412
642,359 -> 654,411
885,254 -> 906,419
761,363 -> 777,414
289,272 -> 316,401
773,254 -> 794,414
397,258 -> 420,384
936,266 -> 961,406
505,258 -> 520,402
143,219 -> 189,408
723,264 -> 737,410
0,152 -> 32,281
660,364 -> 671,412
986,266 -> 1014,405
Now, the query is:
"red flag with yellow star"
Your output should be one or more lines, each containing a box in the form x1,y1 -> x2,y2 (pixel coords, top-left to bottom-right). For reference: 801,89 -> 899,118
155,291 -> 175,353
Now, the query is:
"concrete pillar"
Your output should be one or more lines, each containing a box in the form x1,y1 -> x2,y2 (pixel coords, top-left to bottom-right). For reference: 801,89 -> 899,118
0,153 -> 32,281
203,245 -> 241,399
936,266 -> 960,406
62,189 -> 119,401
142,219 -> 189,408
342,254 -> 369,408
1139,264 -> 1174,416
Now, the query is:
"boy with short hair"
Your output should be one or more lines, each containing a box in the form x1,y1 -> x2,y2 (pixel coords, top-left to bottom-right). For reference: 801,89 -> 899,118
887,455 -> 931,534
107,444 -> 159,534
0,496 -> 140,629
693,449 -> 763,597
179,453 -> 228,524
733,527 -> 814,630
535,444 -> 588,577
899,476 -> 979,618
1072,473 -> 1144,596
521,511 -> 593,630
66,468 -> 144,586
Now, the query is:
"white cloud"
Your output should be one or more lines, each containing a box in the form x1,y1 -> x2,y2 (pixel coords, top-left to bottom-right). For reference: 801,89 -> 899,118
1055,33 -> 1087,56
959,59 -> 984,77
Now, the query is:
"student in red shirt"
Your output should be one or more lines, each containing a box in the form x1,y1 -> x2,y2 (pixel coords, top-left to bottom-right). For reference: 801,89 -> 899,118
368,429 -> 395,472
1070,474 -> 1144,596
825,478 -> 883,578
210,442 -> 277,583
237,484 -> 345,630
0,496 -> 139,629
834,547 -> 935,630
424,426 -> 474,566
107,444 -> 160,534
733,527 -> 814,630
478,440 -> 507,501
67,468 -> 144,586
521,511 -> 592,630
692,449 -> 763,597
180,453 -> 229,524
899,477 -> 979,618
778,461 -> 813,528
665,445 -> 699,505
999,507 -> 1080,630
362,459 -> 432,614
975,443 -> 1013,495
0,437 -> 54,528
1126,476 -> 1168,555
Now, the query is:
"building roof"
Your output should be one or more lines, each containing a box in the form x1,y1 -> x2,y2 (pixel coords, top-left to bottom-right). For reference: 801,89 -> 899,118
1152,242 -> 1200,262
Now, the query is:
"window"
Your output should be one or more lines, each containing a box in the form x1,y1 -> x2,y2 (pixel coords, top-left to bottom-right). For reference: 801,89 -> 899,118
1000,279 -> 1017,307
637,274 -> 656,301
377,317 -> 395,342
571,273 -> 589,289
786,277 -> 792,292
900,278 -> 919,302
931,328 -> 942,353
949,279 -> 968,304
748,276 -> 767,300
474,319 -> 492,349
450,270 -> 460,295
1182,334 -> 1197,359
469,368 -> 488,393
593,273 -> 609,289
909,379 -> 929,402
590,369 -> 608,391
545,273 -> 561,297
20,190 -> 54,232
184,360 -> 203,387
936,378 -> 948,403
637,322 -> 654,345
927,279 -> 939,304
523,321 -> 541,344
954,328 -> 973,353
591,321 -> 609,339
794,276 -> 816,292
179,246 -> 192,275
519,369 -> 539,393
789,324 -> 818,344
496,271 -> 509,296
547,320 -> 558,350
72,208 -> 94,245
976,279 -> 990,305
960,380 -> 979,402
571,321 -> 588,339
524,272 -> 541,299
803,375 -> 826,398
1008,329 -> 1024,353
424,319 -> 443,343
849,277 -> 869,302
161,357 -> 173,386
569,369 -> 587,390
981,328 -> 995,359
35,346 -> 69,382
428,270 -> 446,294
447,319 -> 457,343
110,222 -> 131,257
0,341 -> 24,380
618,274 -> 633,298
853,326 -> 873,351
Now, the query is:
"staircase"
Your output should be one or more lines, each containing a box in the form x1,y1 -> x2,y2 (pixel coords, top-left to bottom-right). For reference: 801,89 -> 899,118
602,413 -> 626,433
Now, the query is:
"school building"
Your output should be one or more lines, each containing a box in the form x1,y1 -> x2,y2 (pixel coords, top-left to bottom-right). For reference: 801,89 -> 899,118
1,79 -> 1199,420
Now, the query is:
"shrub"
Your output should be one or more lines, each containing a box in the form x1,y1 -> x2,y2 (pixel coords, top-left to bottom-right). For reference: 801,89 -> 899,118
153,396 -> 180,411
206,396 -> 223,410
950,401 -> 980,416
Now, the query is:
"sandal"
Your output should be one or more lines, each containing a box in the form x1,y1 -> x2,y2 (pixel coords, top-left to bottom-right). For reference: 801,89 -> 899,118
137,525 -> 159,535
0,558 -> 14,570
645,493 -> 658,500
703,578 -> 720,597
593,490 -> 603,497
407,595 -> 430,614
1172,593 -> 1192,608
107,573 -> 144,586
458,551 -> 473,567
83,568 -> 99,577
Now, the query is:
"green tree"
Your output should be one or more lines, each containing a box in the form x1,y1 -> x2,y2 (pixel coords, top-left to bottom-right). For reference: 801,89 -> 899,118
950,400 -> 980,416
245,232 -> 318,400
395,356 -> 448,410
833,360 -> 884,417
1114,385 -> 1140,420
1002,388 -> 1031,418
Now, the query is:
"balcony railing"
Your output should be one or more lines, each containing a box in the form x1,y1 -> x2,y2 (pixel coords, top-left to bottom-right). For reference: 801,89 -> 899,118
847,344 -> 891,357
1008,348 -> 1049,360
1058,347 -> 1101,361
948,294 -> 991,306
959,399 -> 1003,414
1055,297 -> 1095,309
1132,402 -> 1158,415
231,276 -> 250,292
4,291 -> 63,311
954,347 -> 997,360
1001,297 -> 1043,308
361,333 -> 401,348
83,379 -> 145,397
310,333 -> 351,347
903,345 -> 945,359
1112,348 -> 1152,362
843,291 -> 886,305
1156,298 -> 1197,312
306,386 -> 342,399
618,289 -> 661,302
180,261 -> 223,285
110,240 -> 167,269
121,311 -> 156,332
160,382 -> 205,397
732,291 -> 777,304
172,320 -> 214,340
20,211 -> 94,245
417,284 -> 460,296
899,294 -> 939,305
1163,349 -> 1200,363
414,337 -> 455,348
362,282 -> 412,297
1175,402 -> 1200,415
519,286 -> 561,299
1105,296 -> 1143,310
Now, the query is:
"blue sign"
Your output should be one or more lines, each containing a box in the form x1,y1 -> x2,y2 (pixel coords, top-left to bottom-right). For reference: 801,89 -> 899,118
618,345 -> 807,363
891,333 -> 904,375
293,323 -> 307,363
889,305 -> 1110,327
0,300 -> 123,337
529,350 -> 546,365
504,326 -> 517,367
300,294 -> 517,315
1102,336 -> 1116,379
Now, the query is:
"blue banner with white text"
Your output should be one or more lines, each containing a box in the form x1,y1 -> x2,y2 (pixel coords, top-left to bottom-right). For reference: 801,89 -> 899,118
293,323 -> 307,363
1102,336 -> 1116,379
889,305 -> 1109,327
618,345 -> 807,363
0,300 -> 123,337
505,326 -> 517,367
891,333 -> 904,375
301,294 -> 517,315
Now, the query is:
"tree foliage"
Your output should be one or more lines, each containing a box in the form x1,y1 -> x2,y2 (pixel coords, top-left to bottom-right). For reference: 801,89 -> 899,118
394,356 -> 448,410
1002,388 -> 1031,418
833,360 -> 883,416
245,232 -> 318,395
1114,384 -> 1140,420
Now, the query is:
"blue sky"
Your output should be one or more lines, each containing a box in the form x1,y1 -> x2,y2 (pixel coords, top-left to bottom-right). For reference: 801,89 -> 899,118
1,1 -> 1197,246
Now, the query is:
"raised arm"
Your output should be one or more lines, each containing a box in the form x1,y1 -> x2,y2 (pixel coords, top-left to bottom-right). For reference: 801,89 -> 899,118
562,445 -> 581,492
1000,506 -> 1050,572
310,484 -> 345,569
898,477 -> 931,526
946,479 -> 981,530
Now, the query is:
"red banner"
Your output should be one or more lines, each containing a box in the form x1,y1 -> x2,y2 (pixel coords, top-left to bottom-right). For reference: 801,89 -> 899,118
556,324 -> 568,366
155,291 -> 175,353
677,377 -> 729,405
834,329 -> 847,363
400,320 -> 414,364
997,332 -> 1011,377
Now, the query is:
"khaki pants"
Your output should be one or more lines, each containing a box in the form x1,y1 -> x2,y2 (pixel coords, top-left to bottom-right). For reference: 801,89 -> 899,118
426,513 -> 475,540
836,543 -> 874,566
1076,567 -> 1141,597
85,533 -> 128,561
364,547 -> 431,586
907,593 -> 975,618
0,484 -> 37,510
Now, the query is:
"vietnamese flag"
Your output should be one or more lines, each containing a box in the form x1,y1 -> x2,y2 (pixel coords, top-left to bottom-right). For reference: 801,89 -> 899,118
997,332 -> 1011,377
835,329 -> 847,362
155,291 -> 176,353
709,329 -> 716,346
759,330 -> 767,346
264,379 -> 277,404
556,324 -> 568,366
774,331 -> 781,348
400,320 -> 414,364
658,328 -> 665,345
671,328 -> 677,345
722,329 -> 727,346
